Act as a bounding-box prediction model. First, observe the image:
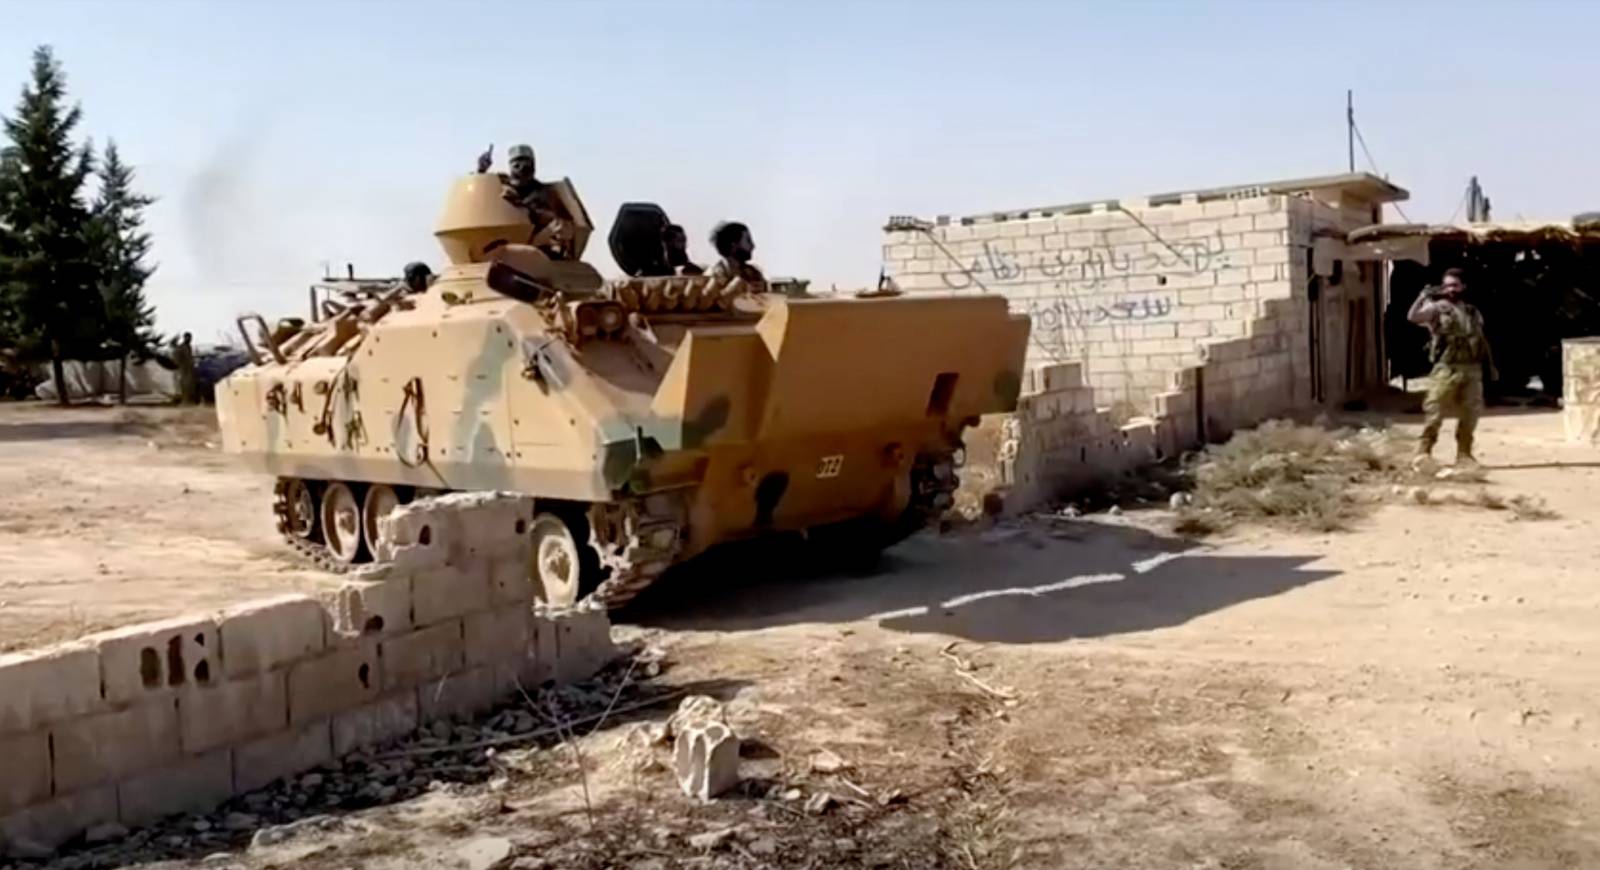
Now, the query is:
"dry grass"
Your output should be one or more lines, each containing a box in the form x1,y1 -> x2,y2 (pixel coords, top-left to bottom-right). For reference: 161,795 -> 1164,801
1171,419 -> 1560,536
1172,419 -> 1410,536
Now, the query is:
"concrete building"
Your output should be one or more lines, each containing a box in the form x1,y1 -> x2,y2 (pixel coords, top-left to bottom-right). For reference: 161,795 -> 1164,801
881,172 -> 1410,508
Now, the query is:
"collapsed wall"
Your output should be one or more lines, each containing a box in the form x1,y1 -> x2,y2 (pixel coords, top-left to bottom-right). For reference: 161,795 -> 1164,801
0,494 -> 614,856
888,173 -> 1401,510
973,305 -> 1298,512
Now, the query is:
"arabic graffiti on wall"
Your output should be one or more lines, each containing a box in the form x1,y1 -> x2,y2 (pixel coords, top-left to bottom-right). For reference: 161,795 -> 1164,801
938,232 -> 1232,291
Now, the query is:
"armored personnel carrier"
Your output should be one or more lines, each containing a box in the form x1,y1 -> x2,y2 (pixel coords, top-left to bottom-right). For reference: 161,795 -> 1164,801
216,170 -> 1029,608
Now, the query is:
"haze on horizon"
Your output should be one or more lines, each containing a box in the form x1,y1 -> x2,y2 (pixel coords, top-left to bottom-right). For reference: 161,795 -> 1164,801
2,0 -> 1595,343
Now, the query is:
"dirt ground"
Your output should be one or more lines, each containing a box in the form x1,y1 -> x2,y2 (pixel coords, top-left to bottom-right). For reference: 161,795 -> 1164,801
0,403 -> 337,651
5,400 -> 1600,868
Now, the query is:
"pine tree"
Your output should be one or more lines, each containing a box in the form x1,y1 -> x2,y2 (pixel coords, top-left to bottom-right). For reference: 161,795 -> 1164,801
0,45 -> 103,405
91,141 -> 159,403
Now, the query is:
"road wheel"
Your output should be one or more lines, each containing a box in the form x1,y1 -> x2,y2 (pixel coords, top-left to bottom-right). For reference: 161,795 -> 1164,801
281,478 -> 319,542
362,484 -> 405,557
321,482 -> 365,564
529,512 -> 588,606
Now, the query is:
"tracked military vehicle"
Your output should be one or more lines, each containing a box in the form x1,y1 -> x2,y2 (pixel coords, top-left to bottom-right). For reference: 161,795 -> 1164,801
215,170 -> 1029,608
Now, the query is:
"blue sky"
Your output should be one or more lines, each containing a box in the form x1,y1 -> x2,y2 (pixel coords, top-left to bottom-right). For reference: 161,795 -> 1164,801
3,0 -> 1596,341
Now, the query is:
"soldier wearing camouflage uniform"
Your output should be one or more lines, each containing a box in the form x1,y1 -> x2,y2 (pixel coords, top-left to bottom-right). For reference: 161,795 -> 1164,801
1408,267 -> 1497,465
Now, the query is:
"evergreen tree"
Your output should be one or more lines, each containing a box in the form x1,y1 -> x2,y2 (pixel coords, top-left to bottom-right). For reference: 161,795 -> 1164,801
91,141 -> 159,403
0,45 -> 103,405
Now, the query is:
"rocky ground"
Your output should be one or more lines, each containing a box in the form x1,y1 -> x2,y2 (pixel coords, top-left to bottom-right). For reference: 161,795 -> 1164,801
3,401 -> 1599,868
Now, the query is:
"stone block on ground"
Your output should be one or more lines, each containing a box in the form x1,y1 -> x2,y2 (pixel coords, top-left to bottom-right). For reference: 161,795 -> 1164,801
673,721 -> 741,801
286,640 -> 380,725
88,614 -> 220,706
179,671 -> 289,755
116,749 -> 233,827
52,700 -> 181,792
379,619 -> 465,693
0,786 -> 117,854
332,692 -> 419,756
0,731 -> 51,814
218,594 -> 327,679
0,643 -> 103,734
233,720 -> 333,794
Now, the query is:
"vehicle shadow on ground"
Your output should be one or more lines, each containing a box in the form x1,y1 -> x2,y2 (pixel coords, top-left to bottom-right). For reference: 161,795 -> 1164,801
0,420 -> 131,442
624,521 -> 1337,645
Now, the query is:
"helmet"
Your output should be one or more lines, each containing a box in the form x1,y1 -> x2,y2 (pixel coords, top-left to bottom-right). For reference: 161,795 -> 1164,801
508,144 -> 535,162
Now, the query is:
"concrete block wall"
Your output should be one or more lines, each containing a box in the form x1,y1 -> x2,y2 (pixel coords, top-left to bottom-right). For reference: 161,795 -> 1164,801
0,493 -> 615,856
979,298 -> 1301,512
883,193 -> 1299,411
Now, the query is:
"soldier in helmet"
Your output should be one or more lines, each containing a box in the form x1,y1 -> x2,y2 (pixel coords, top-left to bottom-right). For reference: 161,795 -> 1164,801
493,144 -> 570,259
709,221 -> 764,286
402,261 -> 434,294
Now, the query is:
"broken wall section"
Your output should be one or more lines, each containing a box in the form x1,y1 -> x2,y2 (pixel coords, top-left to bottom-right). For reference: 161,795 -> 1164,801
0,494 -> 614,856
978,297 -> 1301,512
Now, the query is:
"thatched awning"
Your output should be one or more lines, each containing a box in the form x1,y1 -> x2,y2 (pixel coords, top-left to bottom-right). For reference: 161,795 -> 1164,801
1345,217 -> 1600,264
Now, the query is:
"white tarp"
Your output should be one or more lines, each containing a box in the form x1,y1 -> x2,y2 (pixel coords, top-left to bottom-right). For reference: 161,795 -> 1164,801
33,358 -> 179,402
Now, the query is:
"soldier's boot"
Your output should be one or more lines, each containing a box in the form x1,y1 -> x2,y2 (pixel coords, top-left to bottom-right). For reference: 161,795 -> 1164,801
1412,433 -> 1437,473
1455,389 -> 1482,467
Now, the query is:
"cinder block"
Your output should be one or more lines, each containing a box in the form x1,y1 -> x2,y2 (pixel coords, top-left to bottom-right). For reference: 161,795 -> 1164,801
53,701 -> 181,792
1236,197 -> 1273,216
1218,216 -> 1254,234
526,616 -> 559,687
456,497 -> 535,561
179,671 -> 288,755
0,731 -> 50,814
332,692 -> 418,757
0,786 -> 117,853
489,554 -> 533,605
551,609 -> 616,684
1038,362 -> 1083,392
464,606 -> 531,668
419,666 -> 501,724
218,594 -> 326,679
117,749 -> 232,827
379,620 -> 465,693
1212,285 -> 1247,303
412,564 -> 491,627
286,640 -> 379,725
1242,230 -> 1284,248
1200,200 -> 1238,218
0,643 -> 102,734
330,575 -> 413,639
86,615 -> 220,707
1254,211 -> 1290,231
1255,246 -> 1290,265
233,719 -> 333,794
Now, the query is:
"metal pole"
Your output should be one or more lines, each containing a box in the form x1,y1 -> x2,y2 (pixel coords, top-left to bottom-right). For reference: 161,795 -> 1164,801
1347,90 -> 1355,172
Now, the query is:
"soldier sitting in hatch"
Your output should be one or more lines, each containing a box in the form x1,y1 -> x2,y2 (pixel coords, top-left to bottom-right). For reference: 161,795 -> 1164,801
708,221 -> 765,288
476,143 -> 569,259
664,223 -> 704,276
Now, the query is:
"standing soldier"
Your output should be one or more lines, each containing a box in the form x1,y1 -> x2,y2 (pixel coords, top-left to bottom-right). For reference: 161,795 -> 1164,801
173,332 -> 198,406
1407,267 -> 1497,467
